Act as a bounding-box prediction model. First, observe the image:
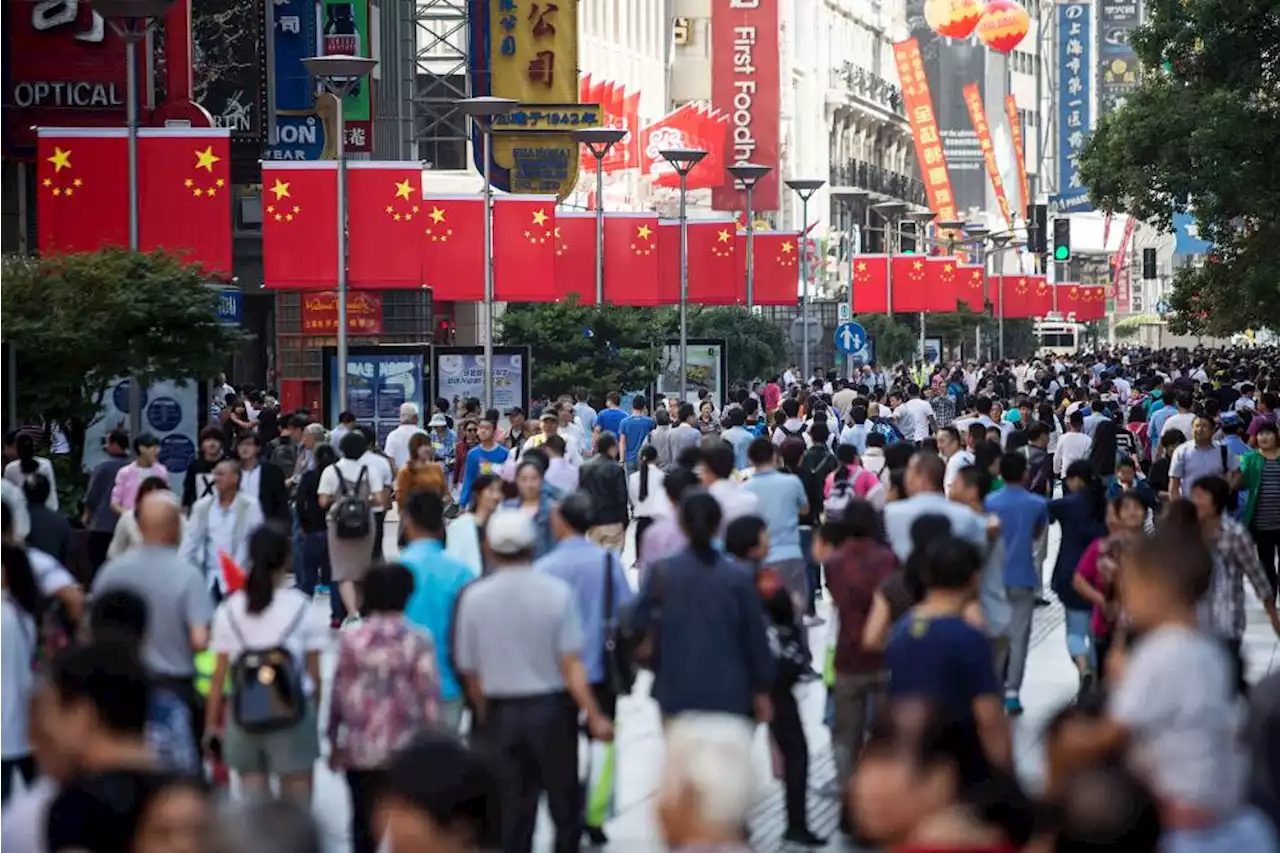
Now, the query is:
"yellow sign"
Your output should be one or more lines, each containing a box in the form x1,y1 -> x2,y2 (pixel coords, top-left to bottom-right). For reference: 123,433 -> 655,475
491,103 -> 603,133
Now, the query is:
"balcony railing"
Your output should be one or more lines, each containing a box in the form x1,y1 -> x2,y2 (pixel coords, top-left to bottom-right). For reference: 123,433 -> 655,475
829,158 -> 927,207
828,62 -> 905,116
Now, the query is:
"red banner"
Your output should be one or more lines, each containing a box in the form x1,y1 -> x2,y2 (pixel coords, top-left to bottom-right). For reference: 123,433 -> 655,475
301,291 -> 383,335
892,39 -> 959,222
1111,217 -> 1135,312
262,163 -> 339,290
711,0 -> 781,212
639,105 -> 728,190
346,162 -> 425,288
1004,95 -> 1032,218
36,128 -> 129,254
926,256 -> 960,312
891,256 -> 930,312
738,232 -> 800,306
659,219 -> 739,305
554,211 -> 597,305
492,196 -> 557,302
422,196 -> 485,302
137,128 -> 233,275
958,263 -> 986,311
962,84 -> 1015,229
603,213 -> 662,305
851,255 -> 891,314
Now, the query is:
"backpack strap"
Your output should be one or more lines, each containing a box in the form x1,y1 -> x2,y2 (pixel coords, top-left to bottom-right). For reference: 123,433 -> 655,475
354,465 -> 369,492
1221,444 -> 1230,475
279,600 -> 311,645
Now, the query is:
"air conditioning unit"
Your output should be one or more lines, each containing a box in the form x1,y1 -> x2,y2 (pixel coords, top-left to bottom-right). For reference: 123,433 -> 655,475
673,17 -> 690,46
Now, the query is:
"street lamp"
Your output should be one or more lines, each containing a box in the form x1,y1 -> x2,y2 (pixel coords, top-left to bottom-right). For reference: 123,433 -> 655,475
660,148 -> 708,401
786,178 -> 825,381
833,189 -> 869,326
304,54 -> 377,416
96,0 -> 177,439
574,128 -> 627,305
456,96 -> 518,410
871,201 -> 908,324
727,163 -> 772,309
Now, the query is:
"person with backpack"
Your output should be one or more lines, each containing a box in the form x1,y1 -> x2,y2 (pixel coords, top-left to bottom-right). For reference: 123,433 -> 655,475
266,416 -> 306,483
772,398 -> 807,447
203,522 -> 328,803
825,444 -> 886,515
318,430 -> 391,626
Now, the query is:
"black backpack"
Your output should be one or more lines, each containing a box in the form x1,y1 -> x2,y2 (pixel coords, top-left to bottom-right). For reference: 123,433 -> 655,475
332,466 -> 372,539
226,601 -> 310,733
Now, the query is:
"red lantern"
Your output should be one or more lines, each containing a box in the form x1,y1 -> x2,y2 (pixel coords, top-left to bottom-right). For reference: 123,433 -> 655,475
926,0 -> 984,39
975,0 -> 1030,54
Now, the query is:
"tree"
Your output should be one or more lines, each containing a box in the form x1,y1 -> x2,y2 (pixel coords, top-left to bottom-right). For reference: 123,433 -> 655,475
851,314 -> 919,365
686,306 -> 789,385
499,299 -> 668,399
2,249 -> 244,475
1077,0 -> 1280,335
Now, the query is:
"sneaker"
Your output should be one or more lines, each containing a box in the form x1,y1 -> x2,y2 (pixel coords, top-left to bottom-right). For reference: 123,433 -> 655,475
316,584 -> 331,595
802,614 -> 826,627
1034,595 -> 1051,608
330,618 -> 343,631
341,614 -> 362,631
1004,695 -> 1024,716
782,827 -> 827,847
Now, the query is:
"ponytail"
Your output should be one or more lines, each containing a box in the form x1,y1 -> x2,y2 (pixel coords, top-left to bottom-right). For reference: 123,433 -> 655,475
638,445 -> 658,502
245,521 -> 291,614
679,491 -> 723,564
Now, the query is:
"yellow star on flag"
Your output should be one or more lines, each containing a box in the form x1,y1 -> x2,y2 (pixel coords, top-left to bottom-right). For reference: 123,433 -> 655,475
943,263 -> 953,273
781,242 -> 795,254
856,261 -> 867,272
394,179 -> 414,200
269,180 -> 291,200
385,205 -> 394,214
531,209 -> 549,227
195,146 -> 221,172
716,229 -> 732,243
429,207 -> 446,224
47,147 -> 72,173
636,224 -> 653,240
185,178 -> 194,188
913,260 -> 924,270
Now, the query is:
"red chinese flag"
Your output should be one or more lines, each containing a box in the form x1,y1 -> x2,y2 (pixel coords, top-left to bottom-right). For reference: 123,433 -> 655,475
925,257 -> 959,312
493,197 -> 557,302
958,263 -> 986,312
1057,284 -> 1081,319
1084,285 -> 1108,321
136,129 -> 232,274
666,220 -> 739,305
1027,275 -> 1053,317
736,232 -> 799,306
554,212 -> 597,305
422,197 -> 485,301
37,129 -> 129,254
262,163 -> 339,290
346,163 -> 424,288
851,255 -> 890,313
891,256 -> 930,312
603,214 -> 662,305
1001,275 -> 1034,318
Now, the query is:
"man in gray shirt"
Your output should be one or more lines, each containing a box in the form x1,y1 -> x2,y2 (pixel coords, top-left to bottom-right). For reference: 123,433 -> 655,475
1169,414 -> 1241,499
454,510 -> 612,853
669,402 -> 703,463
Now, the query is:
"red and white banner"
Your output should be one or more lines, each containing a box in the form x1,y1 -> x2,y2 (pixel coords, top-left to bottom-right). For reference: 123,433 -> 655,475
638,104 -> 728,190
1004,95 -> 1032,219
579,75 -> 641,174
1111,216 -> 1135,311
710,0 -> 781,212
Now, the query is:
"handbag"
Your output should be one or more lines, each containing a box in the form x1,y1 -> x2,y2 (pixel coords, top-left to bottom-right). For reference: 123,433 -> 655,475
603,552 -> 637,694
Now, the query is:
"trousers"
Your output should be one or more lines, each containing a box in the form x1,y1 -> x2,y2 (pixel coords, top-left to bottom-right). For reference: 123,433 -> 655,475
1004,587 -> 1037,694
770,685 -> 810,832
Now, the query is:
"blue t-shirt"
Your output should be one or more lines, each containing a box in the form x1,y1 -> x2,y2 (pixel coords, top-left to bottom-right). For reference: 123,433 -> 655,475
618,414 -> 656,464
400,539 -> 477,701
885,613 -> 1001,722
985,486 -> 1049,589
596,407 -> 627,439
741,469 -> 808,562
459,444 -> 510,506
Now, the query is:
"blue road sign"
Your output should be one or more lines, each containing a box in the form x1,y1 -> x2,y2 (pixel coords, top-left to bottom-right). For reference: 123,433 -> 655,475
834,322 -> 868,354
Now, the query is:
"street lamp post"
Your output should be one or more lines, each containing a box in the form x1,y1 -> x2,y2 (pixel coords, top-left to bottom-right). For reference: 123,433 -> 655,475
456,96 -> 518,410
906,209 -> 937,362
573,128 -> 627,305
660,149 -> 708,401
96,0 -> 177,439
871,201 -> 908,344
304,54 -> 377,415
727,163 -> 772,309
785,179 -> 825,381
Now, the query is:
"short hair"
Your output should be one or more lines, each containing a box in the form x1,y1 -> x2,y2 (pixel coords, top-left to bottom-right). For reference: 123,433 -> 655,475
661,714 -> 757,830
556,491 -> 594,535
237,431 -> 261,448
725,407 -> 746,427
338,429 -> 368,460
89,589 -> 149,644
781,398 -> 800,418
48,640 -> 150,735
920,536 -> 983,591
843,499 -> 880,539
595,432 -> 618,457
999,451 -> 1028,484
362,563 -> 415,615
544,434 -> 567,456
937,425 -> 960,445
405,489 -> 446,536
1026,423 -> 1049,443
631,395 -> 648,411
383,731 -> 502,849
724,515 -> 767,561
746,437 -> 776,466
866,431 -> 886,448
1178,392 -> 1194,409
1116,456 -> 1137,470
910,451 -> 946,491
288,414 -> 310,430
133,433 -> 160,453
1069,410 -> 1085,428
1131,524 -> 1213,603
809,420 -> 830,443
1161,428 -> 1187,448
338,410 -> 357,424
106,429 -> 131,450
701,440 -> 736,480
1256,422 -> 1279,439
678,402 -> 695,422
1192,474 -> 1232,515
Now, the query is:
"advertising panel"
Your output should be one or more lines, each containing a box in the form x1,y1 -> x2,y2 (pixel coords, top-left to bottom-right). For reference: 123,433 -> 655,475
1098,0 -> 1141,116
302,291 -> 383,335
468,0 -> 586,198
432,348 -> 531,426
656,339 -> 728,408
710,0 -> 781,212
3,0 -> 129,153
1054,0 -> 1093,213
324,346 -> 430,445
892,39 -> 960,223
186,0 -> 268,140
83,379 -> 203,473
320,0 -> 373,152
266,0 -> 325,161
962,84 -> 1015,228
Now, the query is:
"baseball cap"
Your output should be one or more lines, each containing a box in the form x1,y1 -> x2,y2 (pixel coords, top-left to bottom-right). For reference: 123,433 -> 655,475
486,509 -> 537,556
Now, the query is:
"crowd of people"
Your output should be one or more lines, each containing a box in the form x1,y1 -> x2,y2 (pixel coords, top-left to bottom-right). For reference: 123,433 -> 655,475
1,347 -> 1279,852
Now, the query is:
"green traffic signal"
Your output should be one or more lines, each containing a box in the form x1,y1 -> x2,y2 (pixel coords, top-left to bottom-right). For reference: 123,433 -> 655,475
1054,245 -> 1070,261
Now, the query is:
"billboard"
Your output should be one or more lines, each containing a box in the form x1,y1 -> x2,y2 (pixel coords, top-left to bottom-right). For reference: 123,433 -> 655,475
324,346 -> 430,446
1098,0 -> 1141,116
320,0 -> 373,152
1054,0 -> 1093,213
187,0 -> 269,140
710,0 -> 781,212
892,40 -> 959,223
3,0 -> 129,153
266,0 -> 326,160
433,347 -> 531,421
657,339 -> 729,408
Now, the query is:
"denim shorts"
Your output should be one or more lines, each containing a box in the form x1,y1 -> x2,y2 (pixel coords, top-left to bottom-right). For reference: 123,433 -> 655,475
1063,607 -> 1095,667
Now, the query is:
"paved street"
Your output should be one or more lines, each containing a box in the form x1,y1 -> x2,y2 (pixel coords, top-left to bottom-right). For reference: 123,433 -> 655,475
302,515 -> 1280,852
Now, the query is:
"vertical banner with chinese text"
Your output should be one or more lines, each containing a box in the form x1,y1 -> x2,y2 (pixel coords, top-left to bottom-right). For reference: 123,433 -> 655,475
892,39 -> 959,223
710,0 -> 781,212
1004,95 -> 1032,218
962,84 -> 1015,229
1111,216 -> 1135,311
1054,0 -> 1093,212
1098,0 -> 1141,116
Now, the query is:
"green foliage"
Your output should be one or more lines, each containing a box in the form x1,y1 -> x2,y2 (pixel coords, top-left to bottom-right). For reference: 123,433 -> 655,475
686,306 -> 788,385
1,249 -> 244,477
851,314 -> 919,365
1077,0 -> 1280,335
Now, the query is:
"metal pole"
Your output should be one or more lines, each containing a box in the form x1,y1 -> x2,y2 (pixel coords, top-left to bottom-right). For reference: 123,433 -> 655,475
125,35 -> 143,439
594,154 -> 605,304
886,217 -> 896,318
744,184 -> 756,309
336,98 -> 350,413
482,124 -> 495,410
800,195 -> 810,381
679,171 -> 689,401
998,254 -> 1006,361
919,312 -> 926,364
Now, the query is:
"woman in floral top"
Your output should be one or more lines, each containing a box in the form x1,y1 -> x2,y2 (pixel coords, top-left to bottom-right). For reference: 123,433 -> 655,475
328,563 -> 441,853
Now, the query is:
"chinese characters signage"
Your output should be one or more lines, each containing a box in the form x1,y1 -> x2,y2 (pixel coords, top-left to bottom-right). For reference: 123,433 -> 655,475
1054,0 -> 1093,213
1098,0 -> 1141,116
962,84 -> 1014,229
710,0 -> 782,212
1004,95 -> 1032,220
433,347 -> 530,417
302,291 -> 383,335
892,39 -> 959,223
321,0 -> 373,152
470,0 -> 584,198
326,350 -> 428,445
491,104 -> 601,132
266,0 -> 326,161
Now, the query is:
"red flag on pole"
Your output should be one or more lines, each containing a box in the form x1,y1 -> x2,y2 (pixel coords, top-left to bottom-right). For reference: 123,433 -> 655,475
262,163 -> 338,290
1001,274 -> 1034,318
422,197 -> 485,301
1057,283 -> 1082,319
137,128 -> 233,274
36,128 -> 129,254
346,162 -> 424,287
554,212 -> 597,305
738,232 -> 800,306
958,263 -> 986,312
925,257 -> 959,312
1027,275 -> 1053,317
851,255 -> 890,314
663,220 -> 739,305
603,213 -> 662,305
891,256 -> 929,312
493,197 -> 557,302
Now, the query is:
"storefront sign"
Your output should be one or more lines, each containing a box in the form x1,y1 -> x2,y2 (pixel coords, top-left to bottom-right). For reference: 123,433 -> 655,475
267,0 -> 326,160
710,0 -> 781,212
320,0 -> 373,152
1053,0 -> 1093,213
302,291 -> 383,335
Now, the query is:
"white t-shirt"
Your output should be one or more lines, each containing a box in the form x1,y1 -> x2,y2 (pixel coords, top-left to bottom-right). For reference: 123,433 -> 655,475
894,398 -> 935,442
209,588 -> 329,694
2,594 -> 35,758
1055,431 -> 1093,477
383,424 -> 428,470
2,457 -> 58,511
628,466 -> 672,519
319,453 -> 392,499
1162,412 -> 1196,444
29,548 -> 76,597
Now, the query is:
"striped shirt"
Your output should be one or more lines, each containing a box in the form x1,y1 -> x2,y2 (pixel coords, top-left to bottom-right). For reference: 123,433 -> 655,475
1254,458 -> 1280,531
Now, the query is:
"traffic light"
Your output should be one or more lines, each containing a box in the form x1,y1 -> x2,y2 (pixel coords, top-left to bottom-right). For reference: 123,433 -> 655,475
1027,203 -> 1047,254
1052,218 -> 1071,262
1143,248 -> 1157,279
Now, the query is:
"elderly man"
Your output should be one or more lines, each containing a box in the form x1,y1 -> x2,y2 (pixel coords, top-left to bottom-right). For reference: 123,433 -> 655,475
384,402 -> 428,471
179,459 -> 264,602
657,714 -> 758,853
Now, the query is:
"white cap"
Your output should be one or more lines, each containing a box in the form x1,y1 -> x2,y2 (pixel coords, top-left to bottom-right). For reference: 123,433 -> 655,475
400,402 -> 420,423
428,413 -> 449,428
485,509 -> 537,556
